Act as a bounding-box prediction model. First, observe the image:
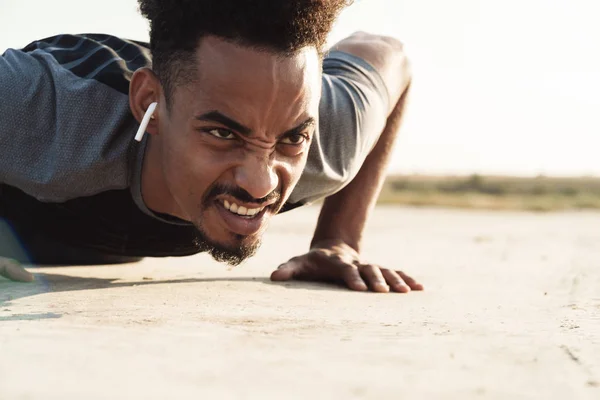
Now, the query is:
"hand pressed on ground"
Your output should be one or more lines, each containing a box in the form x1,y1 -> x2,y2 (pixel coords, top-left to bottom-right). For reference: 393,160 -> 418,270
271,239 -> 423,293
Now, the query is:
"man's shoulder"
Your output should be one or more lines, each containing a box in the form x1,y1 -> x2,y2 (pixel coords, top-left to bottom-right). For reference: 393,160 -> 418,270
287,49 -> 390,206
0,34 -> 148,203
20,33 -> 152,95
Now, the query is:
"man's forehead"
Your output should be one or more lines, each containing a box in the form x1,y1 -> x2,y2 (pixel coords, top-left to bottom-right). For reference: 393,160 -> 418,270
171,36 -> 322,126
192,36 -> 321,86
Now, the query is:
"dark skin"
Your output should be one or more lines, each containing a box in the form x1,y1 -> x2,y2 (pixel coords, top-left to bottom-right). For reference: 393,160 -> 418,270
2,32 -> 423,293
132,37 -> 321,253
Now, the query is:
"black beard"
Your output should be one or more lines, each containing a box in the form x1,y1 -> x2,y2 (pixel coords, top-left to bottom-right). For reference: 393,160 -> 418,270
192,226 -> 260,266
190,182 -> 281,265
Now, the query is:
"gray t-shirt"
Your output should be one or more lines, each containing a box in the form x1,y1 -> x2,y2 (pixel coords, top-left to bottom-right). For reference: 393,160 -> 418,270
0,34 -> 389,256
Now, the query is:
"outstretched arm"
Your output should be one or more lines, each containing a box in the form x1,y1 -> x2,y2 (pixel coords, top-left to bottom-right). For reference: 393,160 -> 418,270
271,32 -> 423,293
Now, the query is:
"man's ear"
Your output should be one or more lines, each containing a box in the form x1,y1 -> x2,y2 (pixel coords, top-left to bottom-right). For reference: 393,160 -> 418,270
129,67 -> 161,136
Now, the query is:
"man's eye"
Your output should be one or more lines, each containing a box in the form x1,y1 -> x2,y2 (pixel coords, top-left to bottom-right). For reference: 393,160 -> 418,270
280,134 -> 307,145
207,128 -> 236,140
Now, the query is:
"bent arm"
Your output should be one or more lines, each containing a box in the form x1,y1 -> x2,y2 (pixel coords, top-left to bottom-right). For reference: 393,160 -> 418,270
0,46 -> 134,202
311,33 -> 411,252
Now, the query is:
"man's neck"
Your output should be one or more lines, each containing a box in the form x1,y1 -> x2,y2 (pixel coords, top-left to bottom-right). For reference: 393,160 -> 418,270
140,135 -> 185,219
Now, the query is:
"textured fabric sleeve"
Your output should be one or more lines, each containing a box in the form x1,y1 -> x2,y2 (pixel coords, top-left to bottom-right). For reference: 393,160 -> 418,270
0,48 -> 134,202
287,51 -> 390,206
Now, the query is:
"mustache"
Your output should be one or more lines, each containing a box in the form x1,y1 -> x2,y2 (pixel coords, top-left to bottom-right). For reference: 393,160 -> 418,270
204,184 -> 281,207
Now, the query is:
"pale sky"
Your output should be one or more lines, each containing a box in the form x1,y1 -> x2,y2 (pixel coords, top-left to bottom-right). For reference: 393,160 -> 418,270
1,0 -> 598,176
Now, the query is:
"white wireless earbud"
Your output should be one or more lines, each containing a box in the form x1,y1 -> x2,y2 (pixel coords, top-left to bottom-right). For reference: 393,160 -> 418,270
134,102 -> 158,142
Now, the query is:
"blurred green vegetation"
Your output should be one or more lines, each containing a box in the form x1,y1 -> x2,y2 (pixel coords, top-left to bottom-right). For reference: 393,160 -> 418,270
377,175 -> 600,211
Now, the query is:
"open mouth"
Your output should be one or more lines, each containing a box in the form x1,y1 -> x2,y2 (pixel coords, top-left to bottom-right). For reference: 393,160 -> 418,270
221,199 -> 266,218
213,198 -> 272,236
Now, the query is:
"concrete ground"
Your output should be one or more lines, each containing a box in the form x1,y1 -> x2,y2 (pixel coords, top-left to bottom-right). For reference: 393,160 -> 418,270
1,206 -> 599,399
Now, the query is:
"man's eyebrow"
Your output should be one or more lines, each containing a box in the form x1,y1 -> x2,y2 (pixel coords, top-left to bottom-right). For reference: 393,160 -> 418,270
195,111 -> 252,136
195,111 -> 315,138
281,117 -> 316,138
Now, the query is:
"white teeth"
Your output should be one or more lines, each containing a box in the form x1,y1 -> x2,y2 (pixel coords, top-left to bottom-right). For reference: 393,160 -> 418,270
222,200 -> 263,217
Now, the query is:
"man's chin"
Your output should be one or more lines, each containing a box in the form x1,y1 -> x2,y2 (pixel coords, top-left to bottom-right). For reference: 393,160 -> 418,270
193,228 -> 261,266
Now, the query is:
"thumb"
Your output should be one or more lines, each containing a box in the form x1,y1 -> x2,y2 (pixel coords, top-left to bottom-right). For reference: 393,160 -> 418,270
0,257 -> 35,283
270,259 -> 302,281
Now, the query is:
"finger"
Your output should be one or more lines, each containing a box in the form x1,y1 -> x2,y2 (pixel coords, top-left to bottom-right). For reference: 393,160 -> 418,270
341,265 -> 368,292
0,258 -> 35,283
397,271 -> 424,291
358,264 -> 389,293
381,269 -> 410,293
270,259 -> 302,281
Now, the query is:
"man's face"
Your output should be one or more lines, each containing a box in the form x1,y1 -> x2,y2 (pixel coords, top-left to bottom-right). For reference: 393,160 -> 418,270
156,36 -> 321,264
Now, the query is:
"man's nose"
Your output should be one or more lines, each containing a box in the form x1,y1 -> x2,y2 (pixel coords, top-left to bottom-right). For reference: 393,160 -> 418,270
234,156 -> 279,201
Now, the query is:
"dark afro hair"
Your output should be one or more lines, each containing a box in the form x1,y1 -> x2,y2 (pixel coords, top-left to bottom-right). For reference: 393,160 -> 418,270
138,0 -> 350,101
